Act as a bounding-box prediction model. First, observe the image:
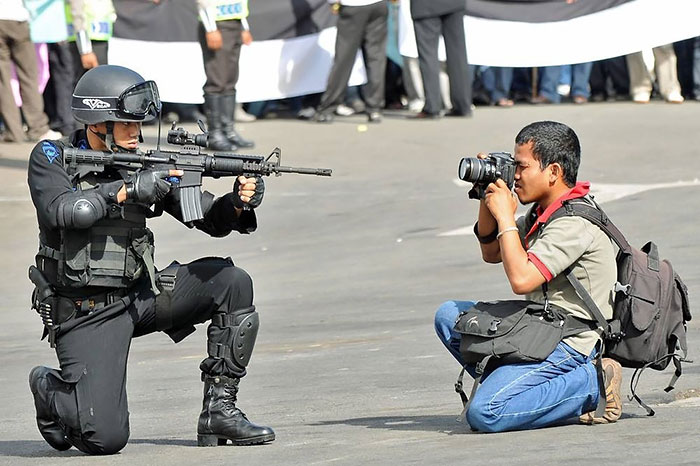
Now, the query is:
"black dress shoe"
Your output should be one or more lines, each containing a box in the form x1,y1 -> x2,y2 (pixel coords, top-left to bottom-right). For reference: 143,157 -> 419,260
408,111 -> 441,120
445,109 -> 473,117
367,111 -> 382,123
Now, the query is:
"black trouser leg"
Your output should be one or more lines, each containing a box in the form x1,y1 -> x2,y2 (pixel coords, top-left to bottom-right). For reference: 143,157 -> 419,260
318,5 -> 366,113
442,10 -> 471,114
200,20 -> 241,95
47,42 -> 76,135
150,257 -> 256,378
360,2 -> 388,112
39,302 -> 135,455
413,16 -> 443,114
146,257 -> 273,446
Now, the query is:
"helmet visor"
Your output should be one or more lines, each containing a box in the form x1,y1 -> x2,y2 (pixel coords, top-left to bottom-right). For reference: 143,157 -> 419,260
118,81 -> 161,119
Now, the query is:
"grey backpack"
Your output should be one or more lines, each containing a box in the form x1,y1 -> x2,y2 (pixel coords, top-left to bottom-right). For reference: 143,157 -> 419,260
546,199 -> 692,415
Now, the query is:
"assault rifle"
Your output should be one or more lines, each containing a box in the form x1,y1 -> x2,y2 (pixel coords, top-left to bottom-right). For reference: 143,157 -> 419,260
63,123 -> 332,223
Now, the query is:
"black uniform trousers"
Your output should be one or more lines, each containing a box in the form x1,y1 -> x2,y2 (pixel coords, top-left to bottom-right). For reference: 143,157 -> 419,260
318,2 -> 388,114
413,9 -> 472,115
199,20 -> 243,95
40,257 -> 254,455
45,42 -> 77,136
589,56 -> 629,100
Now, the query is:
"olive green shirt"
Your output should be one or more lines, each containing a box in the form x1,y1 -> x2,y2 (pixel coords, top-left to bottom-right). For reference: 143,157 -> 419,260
516,208 -> 616,355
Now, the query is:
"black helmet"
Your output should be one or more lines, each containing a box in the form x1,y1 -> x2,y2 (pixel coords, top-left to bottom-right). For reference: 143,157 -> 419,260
71,65 -> 161,125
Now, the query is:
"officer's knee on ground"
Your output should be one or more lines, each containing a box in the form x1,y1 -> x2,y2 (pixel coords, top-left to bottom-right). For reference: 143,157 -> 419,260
79,428 -> 130,456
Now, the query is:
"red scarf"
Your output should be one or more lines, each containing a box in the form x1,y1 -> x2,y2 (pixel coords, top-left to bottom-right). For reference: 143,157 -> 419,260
524,181 -> 590,248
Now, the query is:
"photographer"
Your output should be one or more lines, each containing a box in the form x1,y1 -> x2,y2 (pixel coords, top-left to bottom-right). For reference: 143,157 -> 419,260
434,121 -> 621,432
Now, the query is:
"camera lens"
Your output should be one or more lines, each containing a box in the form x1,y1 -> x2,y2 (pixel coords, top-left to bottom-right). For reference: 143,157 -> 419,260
459,157 -> 484,182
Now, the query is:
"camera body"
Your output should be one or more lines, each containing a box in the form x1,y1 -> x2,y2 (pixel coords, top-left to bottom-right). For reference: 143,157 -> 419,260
458,152 -> 516,200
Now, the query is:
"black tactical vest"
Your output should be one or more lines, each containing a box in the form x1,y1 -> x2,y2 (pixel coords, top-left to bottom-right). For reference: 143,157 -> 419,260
37,173 -> 156,291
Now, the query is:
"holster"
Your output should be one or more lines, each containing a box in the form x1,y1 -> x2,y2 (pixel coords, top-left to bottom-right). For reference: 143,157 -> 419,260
154,261 -> 195,343
29,265 -> 74,347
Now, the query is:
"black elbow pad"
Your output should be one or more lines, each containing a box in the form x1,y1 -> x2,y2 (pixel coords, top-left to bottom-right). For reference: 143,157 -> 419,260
58,193 -> 108,229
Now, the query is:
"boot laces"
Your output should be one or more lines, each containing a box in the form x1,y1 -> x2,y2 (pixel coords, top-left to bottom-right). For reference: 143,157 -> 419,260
222,380 -> 242,414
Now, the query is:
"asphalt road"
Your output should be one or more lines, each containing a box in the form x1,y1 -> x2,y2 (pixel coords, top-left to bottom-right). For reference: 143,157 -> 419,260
1,101 -> 699,465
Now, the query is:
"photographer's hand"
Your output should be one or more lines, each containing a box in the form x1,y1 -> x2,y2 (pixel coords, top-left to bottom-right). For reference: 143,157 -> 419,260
484,179 -> 517,226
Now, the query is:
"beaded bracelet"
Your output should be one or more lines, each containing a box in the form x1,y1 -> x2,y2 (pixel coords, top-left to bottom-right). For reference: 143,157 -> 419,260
496,226 -> 519,240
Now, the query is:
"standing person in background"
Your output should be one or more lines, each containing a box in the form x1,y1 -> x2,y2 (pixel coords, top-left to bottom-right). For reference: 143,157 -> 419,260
25,0 -> 77,137
0,0 -> 60,142
480,66 -> 514,107
532,63 -> 593,104
198,0 -> 255,151
589,56 -> 629,102
694,37 -> 700,101
312,0 -> 389,124
410,0 -> 472,119
626,44 -> 684,103
66,0 -> 116,85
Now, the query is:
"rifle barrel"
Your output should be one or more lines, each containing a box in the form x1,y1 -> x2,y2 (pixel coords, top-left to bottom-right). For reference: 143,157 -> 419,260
276,165 -> 332,176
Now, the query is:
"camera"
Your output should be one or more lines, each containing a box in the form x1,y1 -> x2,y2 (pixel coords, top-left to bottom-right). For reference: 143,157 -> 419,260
458,152 -> 516,200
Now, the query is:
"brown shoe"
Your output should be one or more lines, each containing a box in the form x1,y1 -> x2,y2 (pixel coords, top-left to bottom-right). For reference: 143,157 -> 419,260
580,358 -> 622,424
530,95 -> 554,104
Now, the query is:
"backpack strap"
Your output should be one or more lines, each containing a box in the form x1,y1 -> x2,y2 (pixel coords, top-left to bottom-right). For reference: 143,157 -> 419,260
547,198 -> 632,254
454,355 -> 493,427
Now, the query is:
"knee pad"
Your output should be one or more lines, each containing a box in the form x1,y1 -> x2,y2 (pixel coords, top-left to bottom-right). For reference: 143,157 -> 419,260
209,306 -> 259,368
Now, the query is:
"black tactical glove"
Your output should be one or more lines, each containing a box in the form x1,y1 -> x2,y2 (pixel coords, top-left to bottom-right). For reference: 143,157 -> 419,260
126,169 -> 173,205
232,176 -> 265,209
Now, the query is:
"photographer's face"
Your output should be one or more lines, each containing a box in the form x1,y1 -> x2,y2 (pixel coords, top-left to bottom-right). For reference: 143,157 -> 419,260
513,142 -> 549,205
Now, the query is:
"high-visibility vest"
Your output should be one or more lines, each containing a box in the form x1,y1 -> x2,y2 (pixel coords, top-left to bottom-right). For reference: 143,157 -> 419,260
66,0 -> 116,42
214,0 -> 248,21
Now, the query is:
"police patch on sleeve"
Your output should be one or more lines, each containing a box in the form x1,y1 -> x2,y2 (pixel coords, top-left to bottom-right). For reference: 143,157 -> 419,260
42,141 -> 59,164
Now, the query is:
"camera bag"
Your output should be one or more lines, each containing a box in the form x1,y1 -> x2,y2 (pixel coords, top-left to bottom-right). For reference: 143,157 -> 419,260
545,198 -> 693,415
452,299 -> 595,419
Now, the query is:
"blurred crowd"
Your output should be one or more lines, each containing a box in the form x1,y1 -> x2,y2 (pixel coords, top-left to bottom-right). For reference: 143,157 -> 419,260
2,0 -> 700,144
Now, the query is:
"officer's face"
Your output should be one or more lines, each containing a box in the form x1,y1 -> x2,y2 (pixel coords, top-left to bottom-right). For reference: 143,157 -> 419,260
112,122 -> 142,150
89,122 -> 142,151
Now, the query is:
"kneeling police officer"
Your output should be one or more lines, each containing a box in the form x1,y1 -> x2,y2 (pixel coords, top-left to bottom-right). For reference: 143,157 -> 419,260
27,64 -> 274,454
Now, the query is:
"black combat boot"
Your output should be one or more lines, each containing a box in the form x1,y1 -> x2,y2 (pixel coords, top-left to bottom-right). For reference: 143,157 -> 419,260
221,94 -> 254,149
197,374 -> 275,446
29,366 -> 72,451
204,94 -> 236,151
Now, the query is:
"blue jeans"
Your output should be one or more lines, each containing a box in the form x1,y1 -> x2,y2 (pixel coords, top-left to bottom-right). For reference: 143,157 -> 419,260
434,300 -> 600,432
480,66 -> 514,102
538,63 -> 593,102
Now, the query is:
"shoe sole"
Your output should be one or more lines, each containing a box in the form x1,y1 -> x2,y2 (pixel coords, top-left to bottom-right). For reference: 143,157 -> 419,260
197,433 -> 275,446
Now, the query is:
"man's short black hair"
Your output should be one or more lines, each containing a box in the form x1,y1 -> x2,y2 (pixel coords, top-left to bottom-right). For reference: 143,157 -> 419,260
515,121 -> 580,187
